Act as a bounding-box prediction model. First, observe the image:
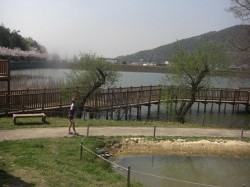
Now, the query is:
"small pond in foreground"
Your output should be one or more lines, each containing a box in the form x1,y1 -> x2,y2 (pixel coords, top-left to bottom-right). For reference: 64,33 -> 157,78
112,155 -> 250,187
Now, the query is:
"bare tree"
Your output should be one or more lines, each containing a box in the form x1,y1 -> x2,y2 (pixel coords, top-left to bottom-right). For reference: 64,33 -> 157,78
227,1 -> 250,68
227,0 -> 250,22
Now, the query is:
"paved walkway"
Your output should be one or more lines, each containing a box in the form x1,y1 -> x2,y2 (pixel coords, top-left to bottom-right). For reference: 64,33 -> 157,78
0,127 -> 249,141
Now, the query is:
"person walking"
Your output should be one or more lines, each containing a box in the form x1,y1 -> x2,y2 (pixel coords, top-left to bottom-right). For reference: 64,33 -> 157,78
68,98 -> 78,135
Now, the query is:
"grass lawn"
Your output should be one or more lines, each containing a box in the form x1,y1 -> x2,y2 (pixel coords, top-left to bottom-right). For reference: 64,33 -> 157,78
0,116 -> 242,130
0,136 -> 142,187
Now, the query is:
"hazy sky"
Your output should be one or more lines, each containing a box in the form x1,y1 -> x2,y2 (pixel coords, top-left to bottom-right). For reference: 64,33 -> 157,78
0,0 -> 243,59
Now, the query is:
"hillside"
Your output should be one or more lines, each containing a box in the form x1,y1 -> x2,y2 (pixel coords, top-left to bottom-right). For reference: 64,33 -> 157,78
0,25 -> 47,59
116,25 -> 250,67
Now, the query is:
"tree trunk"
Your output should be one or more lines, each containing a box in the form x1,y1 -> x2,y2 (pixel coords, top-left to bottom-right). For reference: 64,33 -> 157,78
175,89 -> 196,123
78,68 -> 106,118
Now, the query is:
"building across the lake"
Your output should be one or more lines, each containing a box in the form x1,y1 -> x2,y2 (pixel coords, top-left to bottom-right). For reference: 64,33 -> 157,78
101,58 -> 118,64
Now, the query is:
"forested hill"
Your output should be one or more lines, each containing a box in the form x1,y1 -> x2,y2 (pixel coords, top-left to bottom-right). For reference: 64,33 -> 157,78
0,25 -> 47,55
116,25 -> 250,66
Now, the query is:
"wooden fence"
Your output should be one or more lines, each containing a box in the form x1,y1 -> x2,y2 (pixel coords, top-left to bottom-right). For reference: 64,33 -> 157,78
0,85 -> 249,115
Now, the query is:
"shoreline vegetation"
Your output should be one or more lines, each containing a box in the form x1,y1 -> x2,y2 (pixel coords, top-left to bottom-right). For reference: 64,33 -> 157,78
111,138 -> 250,159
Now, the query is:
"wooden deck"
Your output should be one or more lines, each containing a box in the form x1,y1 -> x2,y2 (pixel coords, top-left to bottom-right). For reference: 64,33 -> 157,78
0,85 -> 249,117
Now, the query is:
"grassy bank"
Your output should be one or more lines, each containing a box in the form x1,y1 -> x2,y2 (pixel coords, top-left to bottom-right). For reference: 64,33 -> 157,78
0,136 -> 142,187
0,117 -> 233,130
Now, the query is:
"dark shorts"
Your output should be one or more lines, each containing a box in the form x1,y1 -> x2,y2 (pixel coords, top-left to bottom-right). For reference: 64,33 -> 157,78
69,115 -> 74,122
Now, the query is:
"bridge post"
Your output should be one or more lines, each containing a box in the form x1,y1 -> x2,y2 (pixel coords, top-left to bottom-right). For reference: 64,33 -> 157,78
111,90 -> 114,120
93,93 -> 98,119
246,91 -> 250,113
218,89 -> 222,114
147,86 -> 152,120
157,86 -> 161,119
125,90 -> 129,120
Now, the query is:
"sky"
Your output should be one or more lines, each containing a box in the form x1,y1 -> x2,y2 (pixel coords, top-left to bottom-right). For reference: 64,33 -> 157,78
0,0 -> 244,59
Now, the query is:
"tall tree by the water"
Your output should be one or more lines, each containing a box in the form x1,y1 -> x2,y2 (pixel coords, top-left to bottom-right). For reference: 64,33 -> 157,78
165,42 -> 228,123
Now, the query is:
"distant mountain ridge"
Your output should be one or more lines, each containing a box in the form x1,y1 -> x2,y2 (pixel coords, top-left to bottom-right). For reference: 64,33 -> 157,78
116,25 -> 250,66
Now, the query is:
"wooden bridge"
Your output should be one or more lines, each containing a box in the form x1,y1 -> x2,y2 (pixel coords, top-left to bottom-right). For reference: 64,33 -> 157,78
0,85 -> 249,118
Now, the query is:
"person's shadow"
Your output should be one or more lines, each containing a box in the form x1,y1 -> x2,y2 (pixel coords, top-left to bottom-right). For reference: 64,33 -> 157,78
0,169 -> 35,186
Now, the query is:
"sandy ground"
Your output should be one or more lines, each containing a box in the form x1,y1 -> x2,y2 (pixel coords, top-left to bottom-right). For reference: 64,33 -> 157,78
111,138 -> 250,158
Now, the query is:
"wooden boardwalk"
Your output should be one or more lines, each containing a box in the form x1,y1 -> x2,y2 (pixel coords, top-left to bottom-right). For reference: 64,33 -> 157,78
0,85 -> 249,118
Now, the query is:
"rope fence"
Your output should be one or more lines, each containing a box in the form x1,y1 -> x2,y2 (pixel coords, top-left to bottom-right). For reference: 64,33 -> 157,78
80,142 -> 226,187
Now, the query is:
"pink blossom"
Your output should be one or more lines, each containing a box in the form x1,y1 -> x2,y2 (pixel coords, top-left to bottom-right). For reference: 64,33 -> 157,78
0,46 -> 48,59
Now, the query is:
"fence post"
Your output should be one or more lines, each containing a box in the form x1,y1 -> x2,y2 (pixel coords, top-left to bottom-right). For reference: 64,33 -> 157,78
241,128 -> 244,140
87,124 -> 90,137
80,141 -> 83,160
42,88 -> 46,112
127,165 -> 131,187
22,92 -> 25,112
153,125 -> 156,140
59,90 -> 62,109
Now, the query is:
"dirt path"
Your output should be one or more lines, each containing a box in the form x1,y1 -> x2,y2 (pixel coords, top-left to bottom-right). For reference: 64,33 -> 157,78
0,127 -> 249,141
1,127 -> 250,158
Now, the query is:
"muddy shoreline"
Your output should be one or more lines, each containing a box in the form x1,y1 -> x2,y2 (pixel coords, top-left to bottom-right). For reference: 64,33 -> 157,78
111,138 -> 250,159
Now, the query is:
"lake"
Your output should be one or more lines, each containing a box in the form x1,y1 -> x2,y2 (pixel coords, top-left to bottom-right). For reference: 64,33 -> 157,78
112,155 -> 250,187
10,68 -> 250,88
10,68 -> 250,126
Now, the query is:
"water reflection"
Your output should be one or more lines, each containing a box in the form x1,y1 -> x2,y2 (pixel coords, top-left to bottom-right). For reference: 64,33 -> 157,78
112,155 -> 250,187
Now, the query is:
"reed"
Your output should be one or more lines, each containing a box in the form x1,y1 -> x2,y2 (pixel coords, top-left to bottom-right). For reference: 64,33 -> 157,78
0,74 -> 64,91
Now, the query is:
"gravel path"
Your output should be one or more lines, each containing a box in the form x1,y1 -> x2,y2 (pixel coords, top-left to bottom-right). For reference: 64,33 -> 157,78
0,127 -> 249,141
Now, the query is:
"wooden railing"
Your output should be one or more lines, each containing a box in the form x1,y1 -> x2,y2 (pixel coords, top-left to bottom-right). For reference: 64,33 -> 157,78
0,60 -> 10,78
0,86 -> 249,114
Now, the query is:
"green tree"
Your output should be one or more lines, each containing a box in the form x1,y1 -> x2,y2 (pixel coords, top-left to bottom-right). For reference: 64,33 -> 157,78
165,42 -> 228,123
65,53 -> 119,118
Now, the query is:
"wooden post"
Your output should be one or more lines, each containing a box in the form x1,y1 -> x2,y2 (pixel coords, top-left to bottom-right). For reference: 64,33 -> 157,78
232,89 -> 236,114
147,104 -> 151,120
224,103 -> 227,113
153,125 -> 156,140
157,86 -> 161,120
106,110 -> 109,120
42,88 -> 46,112
22,92 -> 25,112
59,91 -> 62,109
5,93 -> 10,116
218,89 -> 222,114
246,91 -> 250,113
197,102 -> 200,113
147,86 -> 152,120
210,102 -> 214,113
129,107 -> 132,120
87,124 -> 90,137
94,93 -> 98,119
111,90 -> 114,120
80,141 -> 83,160
125,90 -> 129,120
241,128 -> 244,140
127,165 -> 131,187
136,106 -> 141,120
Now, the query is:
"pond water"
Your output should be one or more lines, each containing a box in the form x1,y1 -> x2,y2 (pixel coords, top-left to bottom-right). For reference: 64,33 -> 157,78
112,155 -> 250,187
